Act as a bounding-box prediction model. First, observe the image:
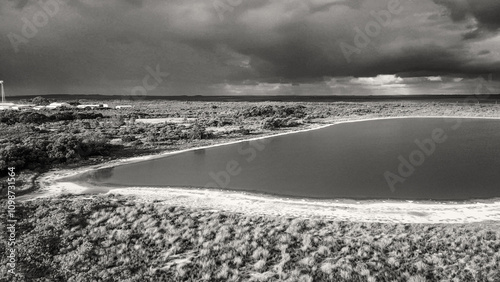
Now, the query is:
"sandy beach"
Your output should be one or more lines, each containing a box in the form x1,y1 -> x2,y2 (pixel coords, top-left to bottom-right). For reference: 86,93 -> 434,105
26,116 -> 500,224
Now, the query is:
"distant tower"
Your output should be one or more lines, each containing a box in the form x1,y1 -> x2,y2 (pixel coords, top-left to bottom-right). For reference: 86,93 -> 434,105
0,81 -> 4,103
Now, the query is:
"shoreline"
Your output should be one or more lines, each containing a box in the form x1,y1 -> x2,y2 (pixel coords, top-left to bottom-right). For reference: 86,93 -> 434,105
22,122 -> 333,199
25,115 -> 500,224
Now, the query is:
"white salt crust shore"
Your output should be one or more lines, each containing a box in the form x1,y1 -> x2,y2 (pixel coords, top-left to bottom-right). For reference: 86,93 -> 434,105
24,116 -> 500,224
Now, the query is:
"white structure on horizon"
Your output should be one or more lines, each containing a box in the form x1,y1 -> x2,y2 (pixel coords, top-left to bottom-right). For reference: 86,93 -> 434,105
1,80 -> 5,103
116,105 -> 132,109
0,80 -> 16,110
77,104 -> 109,109
46,102 -> 71,109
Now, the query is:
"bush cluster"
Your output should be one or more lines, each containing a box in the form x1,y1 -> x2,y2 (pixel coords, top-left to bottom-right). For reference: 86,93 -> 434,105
1,195 -> 498,281
234,105 -> 307,130
262,117 -> 302,130
206,117 -> 234,127
131,123 -> 214,145
0,133 -> 115,177
0,110 -> 104,125
237,105 -> 307,119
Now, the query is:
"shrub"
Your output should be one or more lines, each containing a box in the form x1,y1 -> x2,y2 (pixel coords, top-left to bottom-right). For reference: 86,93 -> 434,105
31,96 -> 50,105
239,126 -> 251,135
408,275 -> 427,282
238,105 -> 306,119
0,133 -> 115,176
121,135 -> 136,142
262,117 -> 301,130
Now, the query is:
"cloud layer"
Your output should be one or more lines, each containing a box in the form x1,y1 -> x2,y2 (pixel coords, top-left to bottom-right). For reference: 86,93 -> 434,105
0,0 -> 499,96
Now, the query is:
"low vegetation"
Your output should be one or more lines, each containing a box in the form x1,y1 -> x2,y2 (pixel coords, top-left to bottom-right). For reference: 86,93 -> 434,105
2,100 -> 500,193
2,100 -> 500,280
0,110 -> 104,125
0,132 -> 114,176
1,195 -> 499,281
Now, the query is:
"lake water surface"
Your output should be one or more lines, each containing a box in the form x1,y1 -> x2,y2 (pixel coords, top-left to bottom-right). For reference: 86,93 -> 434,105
75,118 -> 500,201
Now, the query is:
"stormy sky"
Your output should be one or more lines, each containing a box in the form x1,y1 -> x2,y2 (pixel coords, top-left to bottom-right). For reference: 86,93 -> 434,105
1,0 -> 499,96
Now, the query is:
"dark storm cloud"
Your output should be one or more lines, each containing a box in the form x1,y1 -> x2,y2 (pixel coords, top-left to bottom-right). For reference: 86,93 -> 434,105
12,0 -> 29,10
434,0 -> 500,29
189,0 -> 498,81
306,0 -> 366,12
0,0 -> 499,96
124,0 -> 144,7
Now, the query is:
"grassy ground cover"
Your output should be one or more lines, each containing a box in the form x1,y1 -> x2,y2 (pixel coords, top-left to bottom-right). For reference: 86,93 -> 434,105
1,195 -> 499,281
2,100 -> 500,281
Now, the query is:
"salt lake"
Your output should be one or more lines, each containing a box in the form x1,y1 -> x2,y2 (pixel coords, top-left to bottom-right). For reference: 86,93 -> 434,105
74,117 -> 500,201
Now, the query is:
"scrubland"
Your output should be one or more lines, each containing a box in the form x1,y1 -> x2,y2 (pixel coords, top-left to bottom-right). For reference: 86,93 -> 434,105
2,99 -> 500,281
1,195 -> 499,281
2,99 -> 500,185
